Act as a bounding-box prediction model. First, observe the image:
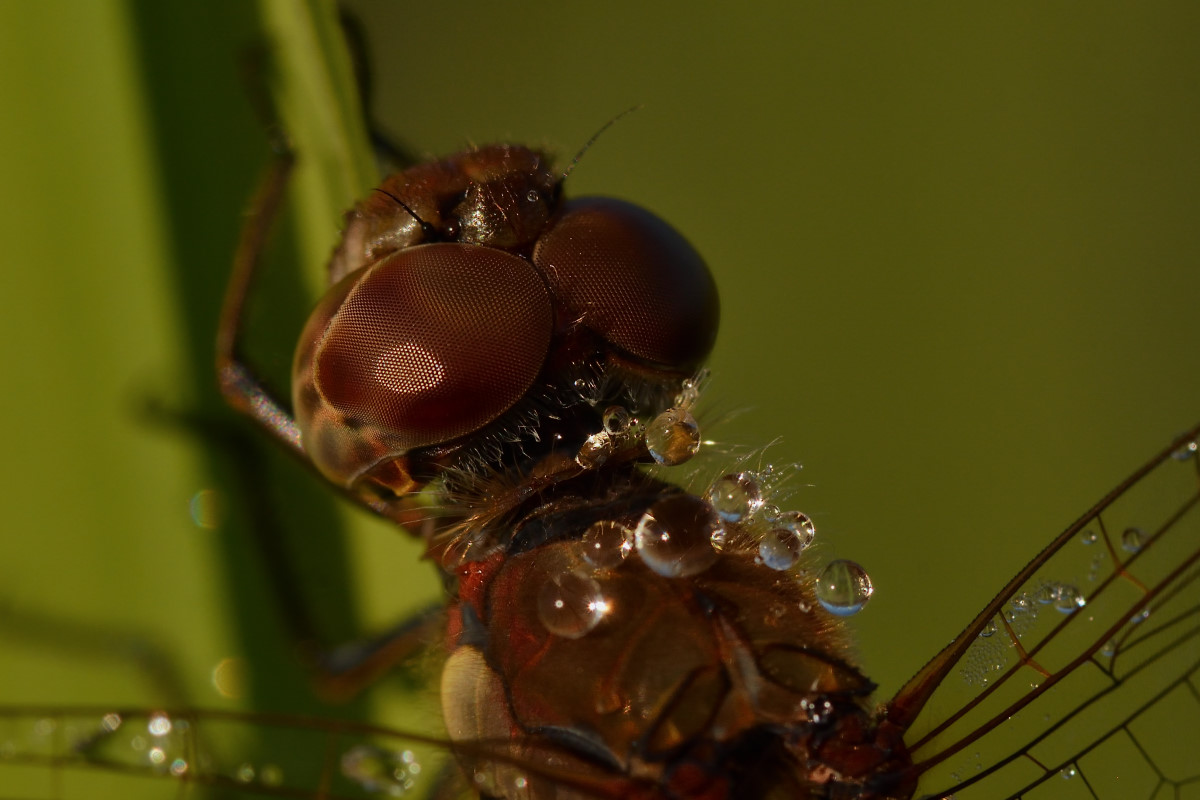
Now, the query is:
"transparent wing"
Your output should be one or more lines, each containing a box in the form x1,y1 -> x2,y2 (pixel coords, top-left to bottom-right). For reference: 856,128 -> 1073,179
889,424 -> 1200,800
0,706 -> 470,800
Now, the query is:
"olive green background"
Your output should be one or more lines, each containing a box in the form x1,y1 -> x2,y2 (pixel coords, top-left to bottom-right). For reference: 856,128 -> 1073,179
0,1 -> 1197,797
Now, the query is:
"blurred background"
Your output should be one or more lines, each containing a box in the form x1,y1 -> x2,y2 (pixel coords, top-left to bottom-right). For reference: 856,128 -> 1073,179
1,1 -> 1197,797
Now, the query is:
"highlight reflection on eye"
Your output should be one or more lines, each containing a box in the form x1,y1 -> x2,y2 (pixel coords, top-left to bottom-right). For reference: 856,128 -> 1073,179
372,342 -> 445,393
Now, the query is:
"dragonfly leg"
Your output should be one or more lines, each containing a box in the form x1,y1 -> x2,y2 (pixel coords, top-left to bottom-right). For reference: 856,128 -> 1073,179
214,144 -> 305,461
337,6 -> 420,174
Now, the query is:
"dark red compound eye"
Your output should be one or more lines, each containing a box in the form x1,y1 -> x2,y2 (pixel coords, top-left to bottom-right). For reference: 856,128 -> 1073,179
294,242 -> 553,485
533,197 -> 719,371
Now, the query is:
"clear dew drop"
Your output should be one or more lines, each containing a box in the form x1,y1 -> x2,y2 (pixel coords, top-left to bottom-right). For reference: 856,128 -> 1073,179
644,408 -> 701,466
706,472 -> 763,522
1060,765 -> 1078,780
579,520 -> 633,570
537,570 -> 610,638
1079,529 -> 1097,545
634,495 -> 721,578
602,405 -> 633,434
575,432 -> 611,469
709,525 -> 729,552
774,510 -> 816,549
147,714 -> 171,737
1121,527 -> 1145,553
758,528 -> 805,571
341,743 -> 421,796
815,560 -> 873,616
675,376 -> 702,407
1171,439 -> 1197,461
1053,584 -> 1086,614
979,618 -> 998,638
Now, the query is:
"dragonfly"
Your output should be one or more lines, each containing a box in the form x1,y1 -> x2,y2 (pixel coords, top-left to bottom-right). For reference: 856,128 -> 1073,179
2,4 -> 1198,799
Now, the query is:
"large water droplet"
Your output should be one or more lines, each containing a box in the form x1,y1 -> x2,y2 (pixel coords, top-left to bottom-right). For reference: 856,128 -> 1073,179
634,495 -> 721,577
341,743 -> 421,795
576,432 -> 611,469
579,520 -> 633,570
1052,584 -> 1085,614
706,472 -> 762,522
758,528 -> 804,571
602,405 -> 634,434
1121,527 -> 1145,553
645,408 -> 700,466
815,560 -> 873,616
774,510 -> 816,549
537,571 -> 610,638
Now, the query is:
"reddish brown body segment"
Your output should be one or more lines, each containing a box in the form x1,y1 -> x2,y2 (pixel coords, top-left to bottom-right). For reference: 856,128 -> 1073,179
213,130 -> 1200,799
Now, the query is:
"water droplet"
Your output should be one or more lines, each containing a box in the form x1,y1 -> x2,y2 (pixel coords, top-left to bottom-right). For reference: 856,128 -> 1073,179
1053,584 -> 1085,614
706,472 -> 763,522
1171,439 -> 1197,461
235,763 -> 256,783
1099,639 -> 1117,658
342,744 -> 421,796
675,376 -> 702,407
773,510 -> 816,550
634,495 -> 721,577
644,408 -> 701,466
147,714 -> 172,737
1060,765 -> 1078,780
758,528 -> 805,571
537,570 -> 609,638
979,618 -> 998,638
815,560 -> 873,616
1121,527 -> 1145,553
602,405 -> 633,434
709,525 -> 729,552
189,489 -> 222,529
579,520 -> 633,570
576,432 -> 610,468
1130,608 -> 1151,624
1079,529 -> 1097,545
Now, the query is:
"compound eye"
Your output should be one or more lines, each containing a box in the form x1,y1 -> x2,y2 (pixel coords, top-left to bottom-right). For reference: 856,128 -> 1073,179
294,243 -> 553,482
532,197 -> 718,370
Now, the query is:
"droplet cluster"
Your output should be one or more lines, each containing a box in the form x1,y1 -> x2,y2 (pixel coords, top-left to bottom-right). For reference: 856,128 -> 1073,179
576,377 -> 706,470
0,710 -> 427,796
960,579 -> 1087,686
529,459 -> 876,638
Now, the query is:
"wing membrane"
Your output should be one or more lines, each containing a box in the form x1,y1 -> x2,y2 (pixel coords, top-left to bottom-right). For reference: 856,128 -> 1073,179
0,706 -> 457,800
889,425 -> 1200,800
